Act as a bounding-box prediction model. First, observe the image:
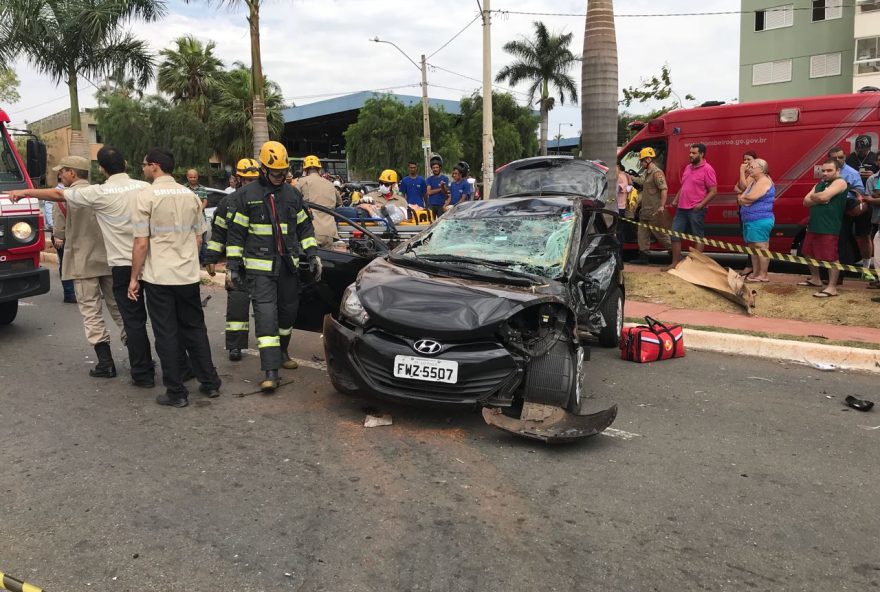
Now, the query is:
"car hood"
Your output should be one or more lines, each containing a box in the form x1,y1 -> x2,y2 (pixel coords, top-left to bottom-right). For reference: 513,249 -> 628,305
357,258 -> 569,339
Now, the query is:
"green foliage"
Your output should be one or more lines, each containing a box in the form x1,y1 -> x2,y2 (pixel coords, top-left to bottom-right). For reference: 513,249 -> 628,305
344,93 -> 539,181
157,35 -> 224,120
0,67 -> 21,103
620,64 -> 695,112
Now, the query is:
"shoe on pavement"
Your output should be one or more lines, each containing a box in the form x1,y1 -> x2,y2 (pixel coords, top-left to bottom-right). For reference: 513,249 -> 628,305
155,393 -> 188,408
228,349 -> 242,361
281,352 -> 299,370
199,382 -> 221,398
63,295 -> 77,304
131,378 -> 156,389
260,370 -> 279,392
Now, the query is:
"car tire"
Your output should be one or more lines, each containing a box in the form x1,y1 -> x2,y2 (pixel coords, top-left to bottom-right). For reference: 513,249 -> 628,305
0,300 -> 18,325
597,286 -> 623,348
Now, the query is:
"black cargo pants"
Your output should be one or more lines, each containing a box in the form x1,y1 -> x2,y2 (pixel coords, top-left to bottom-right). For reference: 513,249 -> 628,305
248,263 -> 299,371
225,277 -> 251,351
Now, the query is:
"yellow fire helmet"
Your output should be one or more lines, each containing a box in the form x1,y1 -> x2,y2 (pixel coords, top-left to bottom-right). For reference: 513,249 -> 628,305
303,155 -> 321,170
638,147 -> 657,160
378,169 -> 399,184
236,158 -> 260,178
258,141 -> 289,170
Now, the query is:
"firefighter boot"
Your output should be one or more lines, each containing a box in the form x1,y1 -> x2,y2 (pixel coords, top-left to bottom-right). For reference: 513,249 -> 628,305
279,335 -> 298,370
228,349 -> 242,361
89,342 -> 117,378
260,370 -> 279,392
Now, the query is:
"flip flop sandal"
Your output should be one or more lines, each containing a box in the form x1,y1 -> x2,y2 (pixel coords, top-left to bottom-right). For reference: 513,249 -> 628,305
845,395 -> 874,412
746,277 -> 769,283
812,290 -> 838,298
798,280 -> 823,287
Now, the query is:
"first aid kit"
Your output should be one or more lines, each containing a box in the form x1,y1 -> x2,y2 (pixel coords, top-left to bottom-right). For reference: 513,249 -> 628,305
620,316 -> 685,363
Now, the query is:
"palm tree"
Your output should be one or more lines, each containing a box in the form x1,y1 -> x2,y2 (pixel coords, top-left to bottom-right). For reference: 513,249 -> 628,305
0,0 -> 164,160
581,0 -> 618,202
209,63 -> 283,165
157,35 -> 223,121
495,21 -> 579,156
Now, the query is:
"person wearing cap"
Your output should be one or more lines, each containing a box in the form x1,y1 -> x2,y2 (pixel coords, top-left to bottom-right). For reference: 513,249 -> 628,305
364,169 -> 408,222
631,147 -> 672,264
128,148 -> 222,407
9,155 -> 125,378
296,155 -> 340,248
205,158 -> 260,362
224,141 -> 321,392
425,154 -> 450,219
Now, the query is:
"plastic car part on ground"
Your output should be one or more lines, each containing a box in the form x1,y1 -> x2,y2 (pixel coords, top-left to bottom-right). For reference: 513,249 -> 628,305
481,402 -> 618,443
845,395 -> 874,412
667,249 -> 757,313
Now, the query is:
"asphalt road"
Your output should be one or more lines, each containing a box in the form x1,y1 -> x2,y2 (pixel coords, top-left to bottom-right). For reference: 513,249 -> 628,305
1,278 -> 878,592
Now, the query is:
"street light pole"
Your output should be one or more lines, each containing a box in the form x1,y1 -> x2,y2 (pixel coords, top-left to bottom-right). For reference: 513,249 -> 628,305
556,122 -> 573,155
480,0 -> 494,198
372,37 -> 432,177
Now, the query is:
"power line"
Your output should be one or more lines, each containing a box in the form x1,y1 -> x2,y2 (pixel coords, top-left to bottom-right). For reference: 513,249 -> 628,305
284,83 -> 421,102
428,13 -> 482,59
427,62 -> 530,98
13,85 -> 92,115
492,5 -> 857,18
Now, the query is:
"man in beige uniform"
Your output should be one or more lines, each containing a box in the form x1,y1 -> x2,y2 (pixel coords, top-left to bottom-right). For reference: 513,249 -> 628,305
632,147 -> 672,264
129,147 -> 221,407
15,155 -> 125,377
296,155 -> 340,247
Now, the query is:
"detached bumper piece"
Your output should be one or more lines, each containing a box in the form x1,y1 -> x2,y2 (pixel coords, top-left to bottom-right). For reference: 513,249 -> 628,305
482,402 -> 617,444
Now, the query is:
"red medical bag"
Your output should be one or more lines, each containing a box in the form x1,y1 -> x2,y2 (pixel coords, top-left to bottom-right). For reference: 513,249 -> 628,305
619,316 -> 685,363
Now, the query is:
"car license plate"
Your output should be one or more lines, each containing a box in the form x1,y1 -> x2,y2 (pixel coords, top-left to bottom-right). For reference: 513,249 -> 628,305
393,355 -> 458,384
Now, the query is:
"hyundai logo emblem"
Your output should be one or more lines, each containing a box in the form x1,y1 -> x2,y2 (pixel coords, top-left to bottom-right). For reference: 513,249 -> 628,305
413,339 -> 442,355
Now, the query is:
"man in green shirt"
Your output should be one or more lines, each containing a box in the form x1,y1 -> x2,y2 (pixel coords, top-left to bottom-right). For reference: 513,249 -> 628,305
800,158 -> 848,297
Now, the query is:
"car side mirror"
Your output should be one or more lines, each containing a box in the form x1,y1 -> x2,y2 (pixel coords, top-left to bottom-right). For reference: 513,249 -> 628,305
26,139 -> 47,180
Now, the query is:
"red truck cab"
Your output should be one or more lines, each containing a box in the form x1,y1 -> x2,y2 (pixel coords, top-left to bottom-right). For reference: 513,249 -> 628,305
618,92 -> 880,254
0,107 -> 49,324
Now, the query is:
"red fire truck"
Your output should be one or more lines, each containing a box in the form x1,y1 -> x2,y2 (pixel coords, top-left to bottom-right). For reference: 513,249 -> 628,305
0,107 -> 49,324
618,92 -> 880,255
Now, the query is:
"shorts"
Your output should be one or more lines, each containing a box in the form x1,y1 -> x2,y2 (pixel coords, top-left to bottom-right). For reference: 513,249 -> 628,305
670,208 -> 705,242
742,217 -> 774,244
801,231 -> 838,262
852,207 -> 872,236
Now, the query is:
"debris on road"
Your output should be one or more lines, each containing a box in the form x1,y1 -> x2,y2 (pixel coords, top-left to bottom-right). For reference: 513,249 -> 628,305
845,395 -> 874,412
364,413 -> 393,428
482,402 -> 617,444
667,249 -> 757,313
806,360 -> 836,371
200,295 -> 212,307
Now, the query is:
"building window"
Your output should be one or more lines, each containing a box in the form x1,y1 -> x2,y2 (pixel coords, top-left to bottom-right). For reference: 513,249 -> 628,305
855,37 -> 880,75
752,60 -> 793,85
812,0 -> 843,21
857,0 -> 880,13
755,4 -> 794,30
810,52 -> 842,78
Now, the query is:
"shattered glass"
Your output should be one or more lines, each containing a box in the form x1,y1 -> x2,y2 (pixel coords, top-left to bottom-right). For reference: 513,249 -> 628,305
410,213 -> 575,279
492,158 -> 607,202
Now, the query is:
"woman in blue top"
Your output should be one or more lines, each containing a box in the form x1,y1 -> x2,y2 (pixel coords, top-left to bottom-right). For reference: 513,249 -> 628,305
445,161 -> 473,209
736,158 -> 775,282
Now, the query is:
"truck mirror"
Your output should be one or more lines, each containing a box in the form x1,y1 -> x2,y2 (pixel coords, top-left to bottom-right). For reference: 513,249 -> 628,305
26,139 -> 47,180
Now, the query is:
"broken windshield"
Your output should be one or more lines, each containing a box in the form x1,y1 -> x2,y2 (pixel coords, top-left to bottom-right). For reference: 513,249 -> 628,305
492,158 -> 607,202
403,211 -> 576,280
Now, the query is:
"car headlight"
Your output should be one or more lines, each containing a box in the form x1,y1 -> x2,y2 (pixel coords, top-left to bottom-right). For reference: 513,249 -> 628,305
340,283 -> 368,326
11,221 -> 35,243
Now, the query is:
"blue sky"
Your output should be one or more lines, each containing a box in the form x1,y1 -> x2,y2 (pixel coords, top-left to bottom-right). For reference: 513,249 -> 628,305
6,0 -> 741,138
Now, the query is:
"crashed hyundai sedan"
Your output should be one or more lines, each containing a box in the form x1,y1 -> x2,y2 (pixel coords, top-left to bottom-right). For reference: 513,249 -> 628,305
308,157 -> 623,443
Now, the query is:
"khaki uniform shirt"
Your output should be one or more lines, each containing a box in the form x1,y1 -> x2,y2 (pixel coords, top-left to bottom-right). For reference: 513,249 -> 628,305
64,173 -> 149,267
58,178 -> 112,280
369,191 -> 409,212
297,173 -> 340,243
635,163 -> 668,213
132,175 -> 205,285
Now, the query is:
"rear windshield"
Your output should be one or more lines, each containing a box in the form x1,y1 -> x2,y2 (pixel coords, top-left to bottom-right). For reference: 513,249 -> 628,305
492,158 -> 607,202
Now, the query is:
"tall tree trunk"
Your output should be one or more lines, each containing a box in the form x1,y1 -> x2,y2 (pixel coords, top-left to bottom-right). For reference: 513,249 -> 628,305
539,98 -> 549,156
67,71 -> 90,161
248,1 -> 269,157
581,0 -> 618,204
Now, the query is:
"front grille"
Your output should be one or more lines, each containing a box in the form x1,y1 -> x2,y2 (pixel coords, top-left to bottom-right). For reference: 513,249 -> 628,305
0,258 -> 35,273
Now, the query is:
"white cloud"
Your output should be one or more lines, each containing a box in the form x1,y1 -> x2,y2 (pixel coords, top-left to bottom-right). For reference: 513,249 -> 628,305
5,0 -> 741,137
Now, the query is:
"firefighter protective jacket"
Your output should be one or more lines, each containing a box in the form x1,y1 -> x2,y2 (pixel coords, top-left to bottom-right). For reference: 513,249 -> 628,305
224,179 -> 318,275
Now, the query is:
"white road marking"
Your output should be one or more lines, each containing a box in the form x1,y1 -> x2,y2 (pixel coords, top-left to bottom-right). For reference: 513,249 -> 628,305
602,428 -> 641,440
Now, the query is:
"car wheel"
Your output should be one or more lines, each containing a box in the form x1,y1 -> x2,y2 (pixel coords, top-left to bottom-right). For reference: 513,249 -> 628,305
597,286 -> 623,348
0,300 -> 18,325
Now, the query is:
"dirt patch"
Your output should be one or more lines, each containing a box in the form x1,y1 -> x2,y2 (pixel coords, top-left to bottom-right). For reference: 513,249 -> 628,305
624,271 -> 880,329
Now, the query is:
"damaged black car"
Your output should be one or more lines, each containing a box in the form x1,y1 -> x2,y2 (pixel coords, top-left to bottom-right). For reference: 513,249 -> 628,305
296,156 -> 623,443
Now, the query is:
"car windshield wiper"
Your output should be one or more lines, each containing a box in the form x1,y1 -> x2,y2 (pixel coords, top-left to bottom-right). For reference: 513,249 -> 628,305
419,254 -> 547,282
390,252 -> 539,286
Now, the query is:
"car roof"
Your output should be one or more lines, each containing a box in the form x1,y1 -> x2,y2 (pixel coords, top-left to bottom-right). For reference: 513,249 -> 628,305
444,195 -> 578,219
495,155 -> 608,175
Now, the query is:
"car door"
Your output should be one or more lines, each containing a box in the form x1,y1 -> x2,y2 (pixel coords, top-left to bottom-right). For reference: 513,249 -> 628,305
574,202 -> 622,323
294,203 -> 389,332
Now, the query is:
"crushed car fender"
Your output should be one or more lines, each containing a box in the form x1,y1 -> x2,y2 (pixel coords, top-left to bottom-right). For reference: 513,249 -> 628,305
481,402 -> 618,444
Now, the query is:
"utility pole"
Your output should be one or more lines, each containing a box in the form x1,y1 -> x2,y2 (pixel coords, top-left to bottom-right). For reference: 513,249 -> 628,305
421,54 -> 432,179
480,0 -> 494,198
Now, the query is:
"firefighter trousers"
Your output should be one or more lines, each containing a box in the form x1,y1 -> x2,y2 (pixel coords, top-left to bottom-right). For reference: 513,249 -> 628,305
225,281 -> 251,351
248,264 -> 300,371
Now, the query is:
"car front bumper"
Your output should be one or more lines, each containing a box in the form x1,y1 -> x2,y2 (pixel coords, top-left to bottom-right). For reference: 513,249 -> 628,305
322,314 -> 523,407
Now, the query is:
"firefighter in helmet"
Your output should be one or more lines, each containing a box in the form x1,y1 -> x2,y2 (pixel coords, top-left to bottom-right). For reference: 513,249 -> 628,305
205,158 -> 260,362
224,142 -> 321,391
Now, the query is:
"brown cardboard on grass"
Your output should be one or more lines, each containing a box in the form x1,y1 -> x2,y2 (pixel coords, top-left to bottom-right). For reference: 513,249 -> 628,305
666,249 -> 757,314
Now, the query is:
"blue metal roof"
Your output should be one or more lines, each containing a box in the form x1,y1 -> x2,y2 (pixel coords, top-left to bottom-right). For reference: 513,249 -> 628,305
547,136 -> 580,150
283,91 -> 462,123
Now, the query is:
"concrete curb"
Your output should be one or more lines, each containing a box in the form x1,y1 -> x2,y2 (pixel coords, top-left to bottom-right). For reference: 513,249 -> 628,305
624,323 -> 880,375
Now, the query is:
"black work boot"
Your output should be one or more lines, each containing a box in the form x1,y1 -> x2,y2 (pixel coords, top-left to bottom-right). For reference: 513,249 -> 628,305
89,342 -> 117,378
281,351 -> 299,370
260,370 -> 279,392
228,349 -> 242,361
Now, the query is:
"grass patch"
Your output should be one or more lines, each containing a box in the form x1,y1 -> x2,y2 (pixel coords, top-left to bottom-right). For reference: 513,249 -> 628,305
624,271 -> 880,329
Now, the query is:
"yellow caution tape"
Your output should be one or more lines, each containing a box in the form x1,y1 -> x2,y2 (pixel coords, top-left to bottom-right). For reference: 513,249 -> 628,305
620,217 -> 877,281
0,571 -> 44,592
